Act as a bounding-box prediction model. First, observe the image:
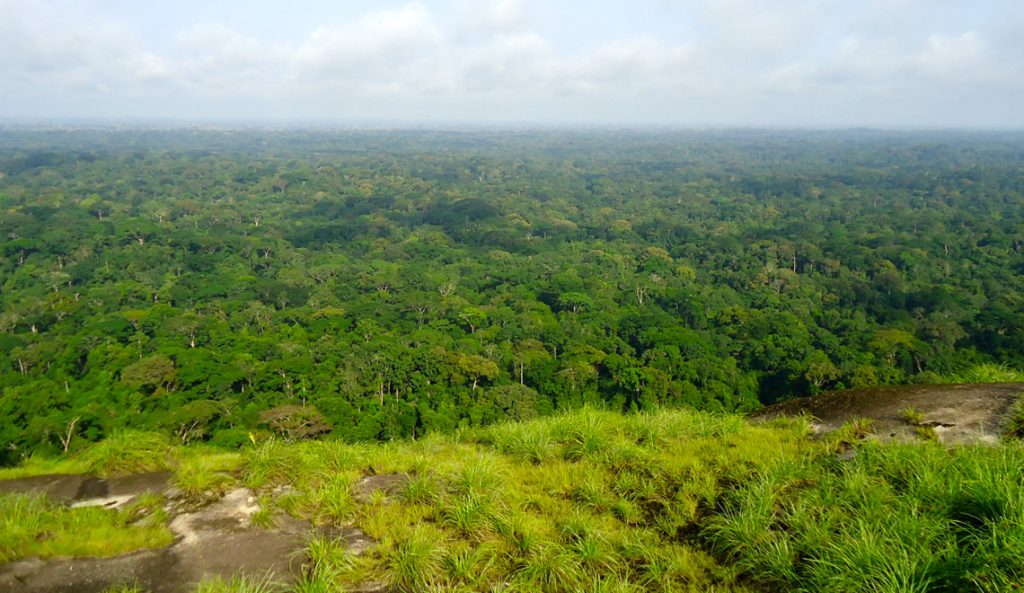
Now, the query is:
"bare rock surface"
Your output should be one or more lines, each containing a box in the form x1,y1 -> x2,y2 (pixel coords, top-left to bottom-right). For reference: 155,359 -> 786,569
352,473 -> 409,503
754,382 -> 1024,444
0,472 -> 171,507
0,475 -> 382,593
0,473 -> 91,503
348,580 -> 390,593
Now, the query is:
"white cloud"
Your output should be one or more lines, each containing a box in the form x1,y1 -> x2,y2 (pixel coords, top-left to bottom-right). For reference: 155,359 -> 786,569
573,38 -> 692,91
692,0 -> 824,58
459,33 -> 554,93
128,52 -> 173,83
293,4 -> 442,78
178,24 -> 276,72
0,0 -> 1020,125
917,32 -> 989,80
476,0 -> 531,32
0,2 -> 139,79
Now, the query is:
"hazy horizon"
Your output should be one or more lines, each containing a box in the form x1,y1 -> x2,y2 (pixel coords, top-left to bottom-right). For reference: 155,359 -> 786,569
4,119 -> 1024,133
2,1 -> 1022,128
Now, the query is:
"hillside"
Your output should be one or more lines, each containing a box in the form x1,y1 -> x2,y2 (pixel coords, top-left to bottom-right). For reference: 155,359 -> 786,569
3,406 -> 1023,593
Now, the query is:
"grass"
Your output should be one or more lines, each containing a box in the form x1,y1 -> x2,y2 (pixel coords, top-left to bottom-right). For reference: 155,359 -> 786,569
79,430 -> 175,476
900,407 -> 927,425
703,442 -> 1024,593
1003,396 -> 1024,440
942,363 -> 1024,384
193,575 -> 284,593
0,492 -> 173,562
3,406 -> 1024,593
0,454 -> 90,480
102,585 -> 144,593
174,449 -> 244,497
386,524 -> 443,592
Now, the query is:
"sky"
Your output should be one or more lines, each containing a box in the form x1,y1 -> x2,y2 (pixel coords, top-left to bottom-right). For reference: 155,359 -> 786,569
0,0 -> 1022,127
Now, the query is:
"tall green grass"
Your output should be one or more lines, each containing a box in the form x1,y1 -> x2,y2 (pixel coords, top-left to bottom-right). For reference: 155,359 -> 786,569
942,363 -> 1024,384
3,407 -> 1022,593
1003,397 -> 1024,439
0,492 -> 173,562
79,430 -> 175,476
703,443 -> 1024,593
192,575 -> 283,593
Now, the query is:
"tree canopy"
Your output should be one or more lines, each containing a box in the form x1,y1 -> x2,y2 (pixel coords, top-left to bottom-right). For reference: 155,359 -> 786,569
1,128 -> 1022,464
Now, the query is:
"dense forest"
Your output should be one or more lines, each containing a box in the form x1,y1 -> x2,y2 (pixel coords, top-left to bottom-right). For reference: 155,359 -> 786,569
2,129 -> 1023,463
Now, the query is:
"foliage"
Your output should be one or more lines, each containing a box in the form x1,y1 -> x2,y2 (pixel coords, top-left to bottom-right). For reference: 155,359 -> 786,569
173,449 -> 243,497
259,405 -> 332,441
1,129 -> 1023,464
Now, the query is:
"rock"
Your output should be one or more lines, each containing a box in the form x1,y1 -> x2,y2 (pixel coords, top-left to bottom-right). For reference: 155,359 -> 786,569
0,472 -> 171,509
0,483 -> 377,593
70,494 -> 136,510
162,486 -> 185,501
754,383 -> 1024,444
349,579 -> 389,593
352,473 -> 409,503
335,526 -> 375,556
0,474 -> 90,504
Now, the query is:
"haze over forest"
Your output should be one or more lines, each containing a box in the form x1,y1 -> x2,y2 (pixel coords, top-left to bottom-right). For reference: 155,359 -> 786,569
1,0 -> 1022,128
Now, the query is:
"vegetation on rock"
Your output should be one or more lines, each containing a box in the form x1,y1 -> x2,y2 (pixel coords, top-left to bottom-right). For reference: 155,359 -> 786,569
3,407 -> 1022,592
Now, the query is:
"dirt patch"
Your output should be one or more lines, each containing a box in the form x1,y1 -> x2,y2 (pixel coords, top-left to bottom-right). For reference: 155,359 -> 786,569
352,473 -> 409,503
754,383 -> 1024,444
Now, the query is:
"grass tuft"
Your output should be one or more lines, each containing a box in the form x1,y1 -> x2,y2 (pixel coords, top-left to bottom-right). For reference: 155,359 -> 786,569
900,407 -> 926,425
387,525 -> 443,593
945,363 -> 1024,384
79,431 -> 173,476
1002,396 -> 1024,440
175,450 -> 242,498
244,438 -> 302,488
193,574 -> 283,593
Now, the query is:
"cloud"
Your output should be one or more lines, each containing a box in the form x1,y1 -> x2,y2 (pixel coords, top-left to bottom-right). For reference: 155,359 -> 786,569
471,0 -> 532,32
177,24 -> 277,75
0,0 -> 1020,125
460,33 -> 555,93
917,32 -> 989,80
691,0 -> 825,58
294,4 -> 442,77
0,2 -> 141,84
572,38 -> 692,92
